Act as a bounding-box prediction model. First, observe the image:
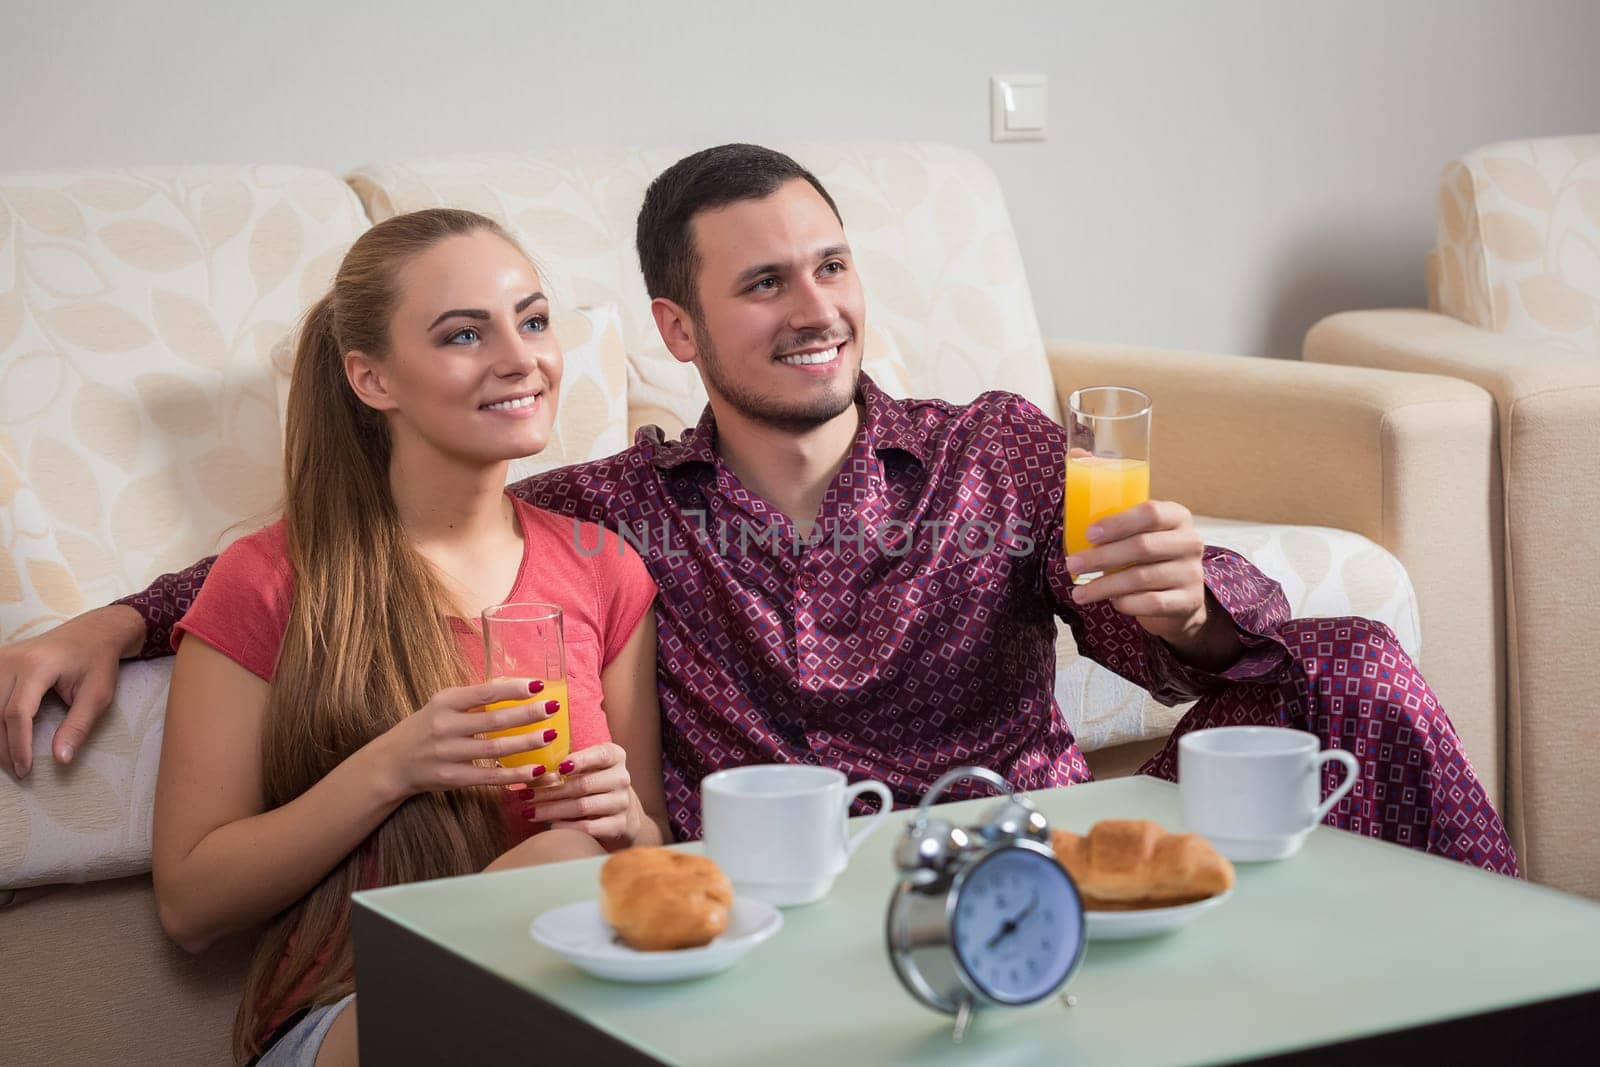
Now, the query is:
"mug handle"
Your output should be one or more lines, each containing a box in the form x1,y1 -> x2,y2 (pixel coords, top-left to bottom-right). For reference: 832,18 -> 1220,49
842,780 -> 895,855
1310,749 -> 1361,826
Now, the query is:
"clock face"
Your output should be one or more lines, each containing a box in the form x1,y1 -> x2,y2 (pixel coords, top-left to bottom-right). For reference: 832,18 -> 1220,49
950,846 -> 1085,1005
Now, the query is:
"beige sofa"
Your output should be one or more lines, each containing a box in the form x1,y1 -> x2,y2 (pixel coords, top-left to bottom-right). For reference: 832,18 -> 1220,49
1305,134 -> 1600,899
1,143 -> 1504,1064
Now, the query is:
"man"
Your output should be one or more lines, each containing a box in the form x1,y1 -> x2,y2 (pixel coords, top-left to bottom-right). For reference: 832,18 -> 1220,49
0,144 -> 1516,872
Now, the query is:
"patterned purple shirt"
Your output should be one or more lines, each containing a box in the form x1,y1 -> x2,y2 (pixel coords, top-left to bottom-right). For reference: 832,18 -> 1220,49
124,376 -> 1294,839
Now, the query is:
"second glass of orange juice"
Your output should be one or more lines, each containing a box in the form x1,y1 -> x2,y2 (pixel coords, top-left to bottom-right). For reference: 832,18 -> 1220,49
481,601 -> 570,784
1064,386 -> 1152,585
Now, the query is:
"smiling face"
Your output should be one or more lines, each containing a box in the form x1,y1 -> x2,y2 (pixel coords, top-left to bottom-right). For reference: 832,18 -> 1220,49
672,178 -> 866,433
345,230 -> 562,468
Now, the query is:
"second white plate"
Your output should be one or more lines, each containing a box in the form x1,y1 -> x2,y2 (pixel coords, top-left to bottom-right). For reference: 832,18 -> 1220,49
1085,889 -> 1233,941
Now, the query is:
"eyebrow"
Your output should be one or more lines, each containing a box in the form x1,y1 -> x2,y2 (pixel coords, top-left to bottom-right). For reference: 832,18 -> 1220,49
732,245 -> 851,289
427,291 -> 547,331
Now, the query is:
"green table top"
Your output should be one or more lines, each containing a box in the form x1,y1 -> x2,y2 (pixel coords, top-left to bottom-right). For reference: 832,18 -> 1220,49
354,776 -> 1600,1066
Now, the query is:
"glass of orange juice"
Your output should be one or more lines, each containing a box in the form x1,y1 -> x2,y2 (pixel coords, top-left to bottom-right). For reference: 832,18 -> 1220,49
481,601 -> 570,786
1064,386 -> 1151,586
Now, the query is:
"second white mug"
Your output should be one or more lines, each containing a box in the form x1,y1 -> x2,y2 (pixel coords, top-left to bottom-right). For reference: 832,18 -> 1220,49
1178,726 -> 1359,861
700,764 -> 894,907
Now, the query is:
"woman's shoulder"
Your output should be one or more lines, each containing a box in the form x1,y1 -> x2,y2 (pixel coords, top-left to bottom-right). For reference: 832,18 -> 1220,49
213,520 -> 293,584
513,497 -> 633,566
174,519 -> 293,678
510,497 -> 652,611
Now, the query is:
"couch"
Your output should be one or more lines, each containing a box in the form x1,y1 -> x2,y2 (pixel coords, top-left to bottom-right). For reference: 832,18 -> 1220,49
1305,134 -> 1600,899
0,143 -> 1504,1064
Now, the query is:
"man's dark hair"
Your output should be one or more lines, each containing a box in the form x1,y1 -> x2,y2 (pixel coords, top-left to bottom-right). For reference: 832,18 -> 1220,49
636,144 -> 844,315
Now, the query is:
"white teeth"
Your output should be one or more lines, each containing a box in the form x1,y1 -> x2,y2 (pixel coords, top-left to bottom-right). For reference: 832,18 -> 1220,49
778,345 -> 839,366
482,395 -> 537,412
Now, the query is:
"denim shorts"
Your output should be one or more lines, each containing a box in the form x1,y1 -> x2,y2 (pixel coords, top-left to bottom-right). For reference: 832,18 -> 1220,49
254,993 -> 356,1067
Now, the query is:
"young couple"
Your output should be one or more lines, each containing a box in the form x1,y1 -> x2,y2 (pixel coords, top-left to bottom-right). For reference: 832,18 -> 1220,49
0,145 -> 1517,1064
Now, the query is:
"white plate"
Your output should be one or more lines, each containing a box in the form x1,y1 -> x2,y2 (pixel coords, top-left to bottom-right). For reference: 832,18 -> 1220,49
1085,889 -> 1233,941
528,897 -> 783,982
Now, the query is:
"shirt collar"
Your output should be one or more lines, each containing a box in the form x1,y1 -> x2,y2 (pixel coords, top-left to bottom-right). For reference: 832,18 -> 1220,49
648,372 -> 933,471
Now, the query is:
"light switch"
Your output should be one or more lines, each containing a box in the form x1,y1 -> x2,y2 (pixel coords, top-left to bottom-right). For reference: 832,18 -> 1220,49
991,74 -> 1047,142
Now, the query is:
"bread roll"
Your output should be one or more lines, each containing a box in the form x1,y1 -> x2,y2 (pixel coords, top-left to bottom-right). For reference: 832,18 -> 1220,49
1051,819 -> 1234,910
599,848 -> 734,951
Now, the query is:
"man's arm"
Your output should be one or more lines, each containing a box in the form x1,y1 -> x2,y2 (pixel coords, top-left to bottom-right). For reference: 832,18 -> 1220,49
112,556 -> 218,659
0,555 -> 215,778
999,393 -> 1293,704
505,447 -> 638,527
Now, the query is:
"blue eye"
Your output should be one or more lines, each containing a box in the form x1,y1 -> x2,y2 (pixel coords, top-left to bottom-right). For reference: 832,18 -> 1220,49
522,314 -> 549,333
445,327 -> 480,345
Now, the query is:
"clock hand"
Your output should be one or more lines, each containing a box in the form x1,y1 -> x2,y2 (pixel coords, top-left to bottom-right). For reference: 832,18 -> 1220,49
985,918 -> 1020,950
984,890 -> 1042,950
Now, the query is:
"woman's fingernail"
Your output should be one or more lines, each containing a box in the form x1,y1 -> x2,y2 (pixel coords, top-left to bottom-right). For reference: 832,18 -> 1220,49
543,729 -> 559,743
545,699 -> 560,713
558,759 -> 575,775
1086,525 -> 1103,542
528,680 -> 544,694
58,742 -> 75,763
1065,556 -> 1082,572
530,764 -> 547,778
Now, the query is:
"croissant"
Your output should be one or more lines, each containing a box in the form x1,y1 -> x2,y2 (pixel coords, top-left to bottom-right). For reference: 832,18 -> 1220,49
1051,819 -> 1234,911
599,847 -> 734,951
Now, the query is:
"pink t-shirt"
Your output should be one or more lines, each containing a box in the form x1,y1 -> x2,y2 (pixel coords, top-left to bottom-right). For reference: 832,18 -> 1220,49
174,495 -> 656,754
172,495 -> 655,1047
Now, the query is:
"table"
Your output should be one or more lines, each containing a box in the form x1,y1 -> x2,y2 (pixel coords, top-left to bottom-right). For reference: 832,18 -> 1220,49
352,776 -> 1600,1065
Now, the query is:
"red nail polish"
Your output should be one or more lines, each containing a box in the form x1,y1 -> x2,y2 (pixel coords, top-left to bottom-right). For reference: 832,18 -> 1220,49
528,680 -> 544,694
543,729 -> 559,743
530,764 -> 547,777
545,699 -> 560,713
558,759 -> 575,775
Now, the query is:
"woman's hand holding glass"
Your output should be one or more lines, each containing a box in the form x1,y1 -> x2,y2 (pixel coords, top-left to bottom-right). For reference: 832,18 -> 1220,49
366,678 -> 560,804
518,741 -> 645,851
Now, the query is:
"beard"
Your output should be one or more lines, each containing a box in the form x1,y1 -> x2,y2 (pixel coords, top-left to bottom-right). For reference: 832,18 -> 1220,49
692,318 -> 860,433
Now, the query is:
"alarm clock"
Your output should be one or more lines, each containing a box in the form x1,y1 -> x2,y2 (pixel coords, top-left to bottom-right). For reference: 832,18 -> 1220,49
886,766 -> 1086,1042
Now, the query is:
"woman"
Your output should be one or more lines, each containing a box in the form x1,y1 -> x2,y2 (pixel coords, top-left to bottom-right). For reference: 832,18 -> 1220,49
151,209 -> 669,1066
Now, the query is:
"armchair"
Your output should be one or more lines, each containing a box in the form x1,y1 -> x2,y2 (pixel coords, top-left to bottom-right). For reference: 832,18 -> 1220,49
1305,134 -> 1600,897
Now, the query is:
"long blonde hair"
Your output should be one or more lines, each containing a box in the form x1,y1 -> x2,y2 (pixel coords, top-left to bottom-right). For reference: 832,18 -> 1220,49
234,209 -> 526,1061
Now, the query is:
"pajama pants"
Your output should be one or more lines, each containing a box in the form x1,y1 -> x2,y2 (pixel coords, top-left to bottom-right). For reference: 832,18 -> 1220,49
1138,616 -> 1519,876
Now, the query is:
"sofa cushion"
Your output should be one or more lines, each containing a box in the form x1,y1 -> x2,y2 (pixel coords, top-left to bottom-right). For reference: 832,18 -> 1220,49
1428,135 -> 1600,355
0,517 -> 1420,892
0,166 -> 368,644
343,143 -> 1060,435
1060,518 -> 1421,751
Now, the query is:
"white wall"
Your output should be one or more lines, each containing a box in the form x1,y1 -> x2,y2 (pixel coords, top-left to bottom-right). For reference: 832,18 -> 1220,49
7,0 -> 1599,358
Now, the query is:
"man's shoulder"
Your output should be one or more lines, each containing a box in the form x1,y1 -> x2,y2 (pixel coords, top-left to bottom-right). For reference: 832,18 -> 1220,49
888,388 -> 1058,447
508,434 -> 687,521
511,446 -> 629,493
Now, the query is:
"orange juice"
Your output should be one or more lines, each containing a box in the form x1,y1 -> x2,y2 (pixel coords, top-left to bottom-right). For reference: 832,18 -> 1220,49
1064,455 -> 1150,561
482,678 -> 570,773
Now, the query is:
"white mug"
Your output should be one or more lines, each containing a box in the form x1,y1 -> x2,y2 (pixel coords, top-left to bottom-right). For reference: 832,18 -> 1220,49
1178,726 -> 1360,861
700,765 -> 894,907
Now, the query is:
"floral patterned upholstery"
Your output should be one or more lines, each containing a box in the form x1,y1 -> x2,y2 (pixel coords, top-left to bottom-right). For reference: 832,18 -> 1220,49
1428,135 -> 1600,354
